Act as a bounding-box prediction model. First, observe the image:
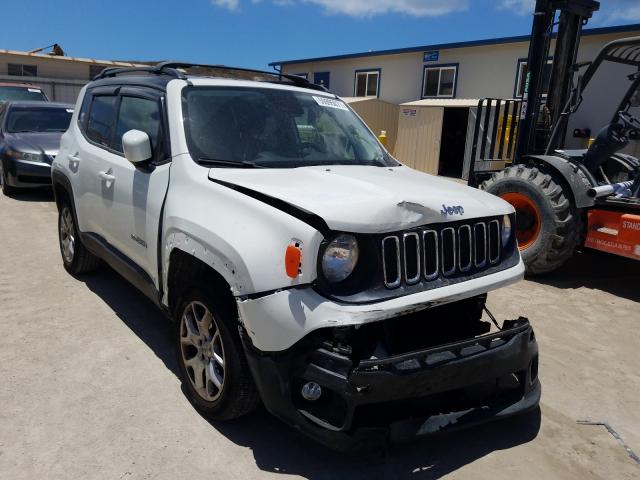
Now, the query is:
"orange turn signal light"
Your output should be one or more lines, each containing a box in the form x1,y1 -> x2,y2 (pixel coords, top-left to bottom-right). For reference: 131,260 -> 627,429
285,245 -> 302,278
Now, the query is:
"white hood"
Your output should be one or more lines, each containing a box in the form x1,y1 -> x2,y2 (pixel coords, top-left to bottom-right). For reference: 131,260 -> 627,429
208,165 -> 513,233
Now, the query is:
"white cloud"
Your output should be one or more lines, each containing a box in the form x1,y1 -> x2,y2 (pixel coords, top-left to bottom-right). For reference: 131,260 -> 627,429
211,0 -> 469,16
600,0 -> 640,23
303,0 -> 469,17
497,0 -> 534,16
212,0 -> 240,10
499,0 -> 640,22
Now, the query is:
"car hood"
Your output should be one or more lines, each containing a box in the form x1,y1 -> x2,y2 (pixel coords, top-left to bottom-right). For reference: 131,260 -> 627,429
5,132 -> 63,160
208,165 -> 513,233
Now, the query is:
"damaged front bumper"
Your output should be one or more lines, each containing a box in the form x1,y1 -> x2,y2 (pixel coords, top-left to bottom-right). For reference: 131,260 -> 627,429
242,314 -> 540,451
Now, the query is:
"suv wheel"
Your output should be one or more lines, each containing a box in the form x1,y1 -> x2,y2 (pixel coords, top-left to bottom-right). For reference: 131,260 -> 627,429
58,203 -> 101,274
176,288 -> 259,420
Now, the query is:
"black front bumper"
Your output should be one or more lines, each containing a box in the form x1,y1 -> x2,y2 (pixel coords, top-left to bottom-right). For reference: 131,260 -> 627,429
243,319 -> 540,451
3,158 -> 52,188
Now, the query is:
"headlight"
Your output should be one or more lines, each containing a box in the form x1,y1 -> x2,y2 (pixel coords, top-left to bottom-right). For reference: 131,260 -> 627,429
502,214 -> 512,246
7,150 -> 42,162
321,234 -> 359,283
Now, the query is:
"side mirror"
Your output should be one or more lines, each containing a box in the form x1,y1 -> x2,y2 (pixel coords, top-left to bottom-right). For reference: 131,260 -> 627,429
122,129 -> 152,164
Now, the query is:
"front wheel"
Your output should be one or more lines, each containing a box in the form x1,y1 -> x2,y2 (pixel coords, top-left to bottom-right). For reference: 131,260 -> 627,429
0,161 -> 15,196
481,165 -> 580,275
176,288 -> 260,420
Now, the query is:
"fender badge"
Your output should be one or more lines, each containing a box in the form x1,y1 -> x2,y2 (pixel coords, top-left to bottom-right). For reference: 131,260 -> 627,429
440,204 -> 464,216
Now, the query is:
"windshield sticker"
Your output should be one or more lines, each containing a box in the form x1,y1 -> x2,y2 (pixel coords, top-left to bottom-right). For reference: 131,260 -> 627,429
66,109 -> 74,113
28,88 -> 42,93
312,96 -> 349,111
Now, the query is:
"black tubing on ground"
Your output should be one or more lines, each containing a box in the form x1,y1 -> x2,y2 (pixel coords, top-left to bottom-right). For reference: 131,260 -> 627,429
480,165 -> 580,275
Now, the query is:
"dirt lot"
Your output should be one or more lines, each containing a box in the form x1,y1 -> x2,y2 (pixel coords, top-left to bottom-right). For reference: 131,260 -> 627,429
0,189 -> 638,480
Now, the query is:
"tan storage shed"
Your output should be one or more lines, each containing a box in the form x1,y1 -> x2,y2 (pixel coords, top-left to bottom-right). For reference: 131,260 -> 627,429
394,99 -> 479,177
343,97 -> 400,152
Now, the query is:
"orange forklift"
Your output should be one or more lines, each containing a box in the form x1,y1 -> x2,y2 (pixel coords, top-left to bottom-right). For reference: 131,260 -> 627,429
468,0 -> 640,274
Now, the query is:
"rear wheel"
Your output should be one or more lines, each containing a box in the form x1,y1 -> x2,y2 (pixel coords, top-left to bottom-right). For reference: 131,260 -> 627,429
58,203 -> 101,274
481,165 -> 580,274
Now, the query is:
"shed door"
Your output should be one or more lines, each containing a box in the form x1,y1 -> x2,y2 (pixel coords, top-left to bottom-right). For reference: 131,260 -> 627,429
394,106 -> 443,175
314,72 -> 331,89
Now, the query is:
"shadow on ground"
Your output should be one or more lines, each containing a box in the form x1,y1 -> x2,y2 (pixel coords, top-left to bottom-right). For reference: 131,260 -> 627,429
530,249 -> 639,302
4,187 -> 54,202
80,266 -> 541,479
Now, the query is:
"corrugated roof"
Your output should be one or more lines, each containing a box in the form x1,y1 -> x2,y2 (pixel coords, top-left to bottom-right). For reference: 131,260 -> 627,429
401,98 -> 481,107
0,49 -> 146,67
270,23 -> 640,67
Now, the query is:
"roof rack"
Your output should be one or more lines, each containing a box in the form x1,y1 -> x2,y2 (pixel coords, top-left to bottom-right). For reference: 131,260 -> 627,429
93,61 -> 329,92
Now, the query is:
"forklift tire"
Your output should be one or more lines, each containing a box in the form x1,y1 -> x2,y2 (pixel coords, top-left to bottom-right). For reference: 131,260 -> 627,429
481,165 -> 580,275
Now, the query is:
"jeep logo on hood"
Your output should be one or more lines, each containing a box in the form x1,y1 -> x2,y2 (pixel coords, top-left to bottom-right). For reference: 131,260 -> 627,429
440,204 -> 464,216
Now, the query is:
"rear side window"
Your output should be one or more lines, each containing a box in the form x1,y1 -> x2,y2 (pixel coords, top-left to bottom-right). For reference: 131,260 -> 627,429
113,96 -> 160,153
86,95 -> 117,147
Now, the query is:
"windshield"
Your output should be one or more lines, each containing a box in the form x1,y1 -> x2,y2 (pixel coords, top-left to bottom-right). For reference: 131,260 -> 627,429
6,107 -> 73,133
182,86 -> 396,168
0,86 -> 47,102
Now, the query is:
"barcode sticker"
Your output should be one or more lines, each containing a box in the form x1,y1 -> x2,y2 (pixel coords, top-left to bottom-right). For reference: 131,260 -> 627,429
28,88 -> 41,93
313,96 -> 349,111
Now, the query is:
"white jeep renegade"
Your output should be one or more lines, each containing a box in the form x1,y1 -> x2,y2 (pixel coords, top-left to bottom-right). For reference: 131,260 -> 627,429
52,62 -> 539,450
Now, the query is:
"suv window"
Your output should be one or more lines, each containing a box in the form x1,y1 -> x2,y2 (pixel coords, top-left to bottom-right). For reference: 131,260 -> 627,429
86,95 -> 117,147
113,96 -> 160,153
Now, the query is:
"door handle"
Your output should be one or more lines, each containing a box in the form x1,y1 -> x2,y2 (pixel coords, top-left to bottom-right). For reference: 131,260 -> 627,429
98,170 -> 116,186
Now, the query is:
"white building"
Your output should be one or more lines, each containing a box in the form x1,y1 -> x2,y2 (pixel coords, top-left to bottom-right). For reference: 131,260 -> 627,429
0,49 -> 144,104
271,24 -> 640,176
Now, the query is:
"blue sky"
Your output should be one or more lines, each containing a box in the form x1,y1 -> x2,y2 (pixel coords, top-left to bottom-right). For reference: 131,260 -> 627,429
0,0 -> 639,69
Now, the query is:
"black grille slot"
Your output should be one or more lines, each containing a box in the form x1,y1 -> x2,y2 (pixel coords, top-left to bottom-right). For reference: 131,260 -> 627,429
379,218 -> 504,289
423,230 -> 438,280
382,236 -> 401,288
474,223 -> 487,267
441,228 -> 456,276
458,225 -> 472,272
488,220 -> 500,264
403,233 -> 420,284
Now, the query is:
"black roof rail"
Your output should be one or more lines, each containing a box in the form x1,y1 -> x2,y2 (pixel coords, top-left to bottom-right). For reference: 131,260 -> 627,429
93,61 -> 330,92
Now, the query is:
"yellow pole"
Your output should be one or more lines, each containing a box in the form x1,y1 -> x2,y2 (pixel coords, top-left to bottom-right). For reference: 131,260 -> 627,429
378,130 -> 387,147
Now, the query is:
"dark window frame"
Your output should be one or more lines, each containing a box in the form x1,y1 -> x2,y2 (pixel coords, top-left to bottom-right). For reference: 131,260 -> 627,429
8,63 -> 37,77
514,57 -> 554,98
421,63 -> 459,99
353,68 -> 381,98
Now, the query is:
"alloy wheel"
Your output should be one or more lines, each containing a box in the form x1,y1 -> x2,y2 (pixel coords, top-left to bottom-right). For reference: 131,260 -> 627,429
180,301 -> 226,402
60,207 -> 76,263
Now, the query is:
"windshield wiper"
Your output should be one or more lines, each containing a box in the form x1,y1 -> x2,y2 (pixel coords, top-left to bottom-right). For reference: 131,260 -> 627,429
198,157 -> 264,168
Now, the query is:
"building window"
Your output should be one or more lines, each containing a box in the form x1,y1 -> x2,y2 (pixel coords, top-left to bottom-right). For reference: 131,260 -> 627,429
8,63 -> 37,77
354,70 -> 380,97
515,59 -> 553,97
422,65 -> 457,98
89,65 -> 107,79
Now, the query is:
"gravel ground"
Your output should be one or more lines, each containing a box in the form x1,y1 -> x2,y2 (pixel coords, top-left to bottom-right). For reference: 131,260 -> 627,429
0,189 -> 638,480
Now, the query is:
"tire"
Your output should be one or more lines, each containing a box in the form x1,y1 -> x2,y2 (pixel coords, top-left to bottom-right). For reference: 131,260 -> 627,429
481,165 -> 580,275
58,202 -> 101,275
0,161 -> 16,196
175,287 -> 260,420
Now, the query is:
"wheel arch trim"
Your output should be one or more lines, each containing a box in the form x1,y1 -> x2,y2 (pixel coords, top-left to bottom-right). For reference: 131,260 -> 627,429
527,155 -> 595,209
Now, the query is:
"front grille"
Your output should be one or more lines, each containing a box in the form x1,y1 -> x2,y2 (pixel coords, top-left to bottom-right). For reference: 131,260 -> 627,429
381,219 -> 502,289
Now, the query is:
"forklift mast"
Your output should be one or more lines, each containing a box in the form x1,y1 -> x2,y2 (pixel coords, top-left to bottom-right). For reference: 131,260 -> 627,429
514,0 -> 600,161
